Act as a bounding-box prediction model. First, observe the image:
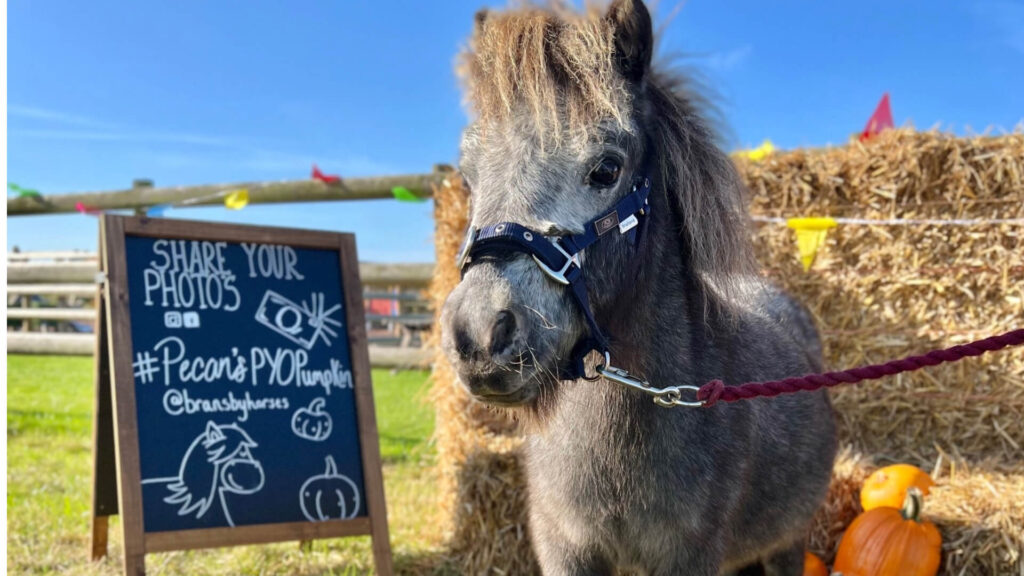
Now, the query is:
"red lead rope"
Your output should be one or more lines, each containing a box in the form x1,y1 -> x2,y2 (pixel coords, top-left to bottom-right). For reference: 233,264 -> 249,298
696,328 -> 1024,408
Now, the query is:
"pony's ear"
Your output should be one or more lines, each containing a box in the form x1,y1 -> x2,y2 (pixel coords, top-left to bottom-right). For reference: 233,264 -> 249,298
607,0 -> 653,83
205,421 -> 224,442
473,9 -> 488,35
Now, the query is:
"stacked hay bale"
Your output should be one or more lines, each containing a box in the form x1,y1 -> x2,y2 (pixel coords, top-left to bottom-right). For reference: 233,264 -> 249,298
429,130 -> 1024,575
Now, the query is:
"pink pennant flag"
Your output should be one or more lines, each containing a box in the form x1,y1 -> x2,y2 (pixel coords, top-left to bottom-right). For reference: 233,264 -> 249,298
860,93 -> 894,141
311,164 -> 341,184
75,201 -> 102,216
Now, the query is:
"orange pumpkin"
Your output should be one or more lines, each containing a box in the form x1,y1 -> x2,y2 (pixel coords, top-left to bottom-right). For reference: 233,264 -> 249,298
834,488 -> 941,576
803,551 -> 828,576
860,463 -> 935,511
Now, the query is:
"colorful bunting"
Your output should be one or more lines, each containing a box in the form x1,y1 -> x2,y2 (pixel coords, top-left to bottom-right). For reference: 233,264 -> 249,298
75,201 -> 103,216
311,164 -> 341,184
732,140 -> 775,162
8,183 -> 41,197
391,186 -> 424,202
746,140 -> 775,162
860,93 -> 894,141
224,189 -> 249,210
786,217 -> 837,271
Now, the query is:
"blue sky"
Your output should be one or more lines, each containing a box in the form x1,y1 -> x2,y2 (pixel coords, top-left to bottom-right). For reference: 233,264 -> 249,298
8,0 -> 1023,262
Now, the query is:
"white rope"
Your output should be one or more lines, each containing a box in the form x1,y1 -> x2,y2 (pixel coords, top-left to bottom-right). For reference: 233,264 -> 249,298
175,189 -> 231,206
751,216 -> 1024,226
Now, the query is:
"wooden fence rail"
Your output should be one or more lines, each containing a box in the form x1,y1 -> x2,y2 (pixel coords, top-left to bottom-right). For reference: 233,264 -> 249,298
7,253 -> 435,368
7,260 -> 434,286
7,171 -> 448,216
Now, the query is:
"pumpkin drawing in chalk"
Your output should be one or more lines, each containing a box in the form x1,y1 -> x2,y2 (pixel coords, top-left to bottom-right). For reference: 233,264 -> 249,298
860,463 -> 935,511
834,487 -> 941,576
300,455 -> 361,521
291,397 -> 333,442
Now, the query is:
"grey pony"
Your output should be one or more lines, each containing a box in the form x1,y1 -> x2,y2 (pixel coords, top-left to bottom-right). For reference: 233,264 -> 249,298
441,1 -> 837,574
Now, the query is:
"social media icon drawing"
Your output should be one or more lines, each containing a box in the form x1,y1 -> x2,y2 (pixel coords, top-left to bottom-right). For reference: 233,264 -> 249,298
254,290 -> 342,350
164,311 -> 183,328
182,311 -> 201,328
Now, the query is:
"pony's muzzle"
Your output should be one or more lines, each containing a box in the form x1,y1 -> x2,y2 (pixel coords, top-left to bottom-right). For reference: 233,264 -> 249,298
451,307 -> 524,367
441,279 -> 540,403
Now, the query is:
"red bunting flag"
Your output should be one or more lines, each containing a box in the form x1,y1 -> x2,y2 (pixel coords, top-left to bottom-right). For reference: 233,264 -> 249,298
859,93 -> 894,141
311,164 -> 341,184
75,201 -> 103,216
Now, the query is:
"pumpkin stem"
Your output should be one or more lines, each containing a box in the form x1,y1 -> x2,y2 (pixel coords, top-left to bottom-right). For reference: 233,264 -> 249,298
901,486 -> 924,522
324,455 -> 338,476
309,397 -> 326,412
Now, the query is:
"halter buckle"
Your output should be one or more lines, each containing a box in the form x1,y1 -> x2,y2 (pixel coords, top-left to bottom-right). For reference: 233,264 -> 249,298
455,226 -> 477,270
598,354 -> 705,408
531,238 -> 579,285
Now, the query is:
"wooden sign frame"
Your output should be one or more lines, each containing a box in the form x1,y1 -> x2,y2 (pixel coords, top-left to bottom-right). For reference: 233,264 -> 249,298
91,215 -> 392,575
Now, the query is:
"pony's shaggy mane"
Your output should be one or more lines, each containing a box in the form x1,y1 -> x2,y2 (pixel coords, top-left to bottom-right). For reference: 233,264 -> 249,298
458,2 -> 632,141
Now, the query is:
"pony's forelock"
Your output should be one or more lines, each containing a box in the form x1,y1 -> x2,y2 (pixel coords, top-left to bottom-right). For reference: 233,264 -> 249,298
458,2 -> 633,144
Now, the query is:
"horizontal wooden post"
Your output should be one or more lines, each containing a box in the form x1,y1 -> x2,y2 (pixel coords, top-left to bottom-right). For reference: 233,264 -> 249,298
8,262 -> 98,283
7,261 -> 433,285
357,263 -> 434,287
6,283 -> 96,297
7,251 -> 98,261
7,308 -> 96,321
6,333 -> 431,368
7,333 -> 95,354
8,173 -> 444,216
365,313 -> 433,325
362,292 -> 425,301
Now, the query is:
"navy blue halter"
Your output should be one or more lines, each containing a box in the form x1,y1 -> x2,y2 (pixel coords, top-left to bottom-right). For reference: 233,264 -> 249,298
456,175 -> 653,380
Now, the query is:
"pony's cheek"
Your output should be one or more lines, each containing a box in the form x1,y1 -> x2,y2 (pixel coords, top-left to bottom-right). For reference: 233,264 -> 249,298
222,461 -> 264,493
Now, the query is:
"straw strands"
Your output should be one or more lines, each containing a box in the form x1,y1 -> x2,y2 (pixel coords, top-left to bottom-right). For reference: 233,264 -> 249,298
429,130 -> 1024,575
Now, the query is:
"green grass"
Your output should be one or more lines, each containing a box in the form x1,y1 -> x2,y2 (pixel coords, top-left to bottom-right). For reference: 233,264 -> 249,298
7,355 -> 450,575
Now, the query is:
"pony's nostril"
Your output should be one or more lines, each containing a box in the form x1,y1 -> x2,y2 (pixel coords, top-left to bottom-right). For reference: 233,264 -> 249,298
455,325 -> 476,361
489,310 -> 518,356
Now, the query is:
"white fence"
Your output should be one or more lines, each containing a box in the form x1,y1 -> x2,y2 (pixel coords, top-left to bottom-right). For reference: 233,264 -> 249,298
6,251 -> 434,368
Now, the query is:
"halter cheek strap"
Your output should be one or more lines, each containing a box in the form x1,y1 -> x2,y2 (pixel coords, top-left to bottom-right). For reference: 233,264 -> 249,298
456,176 -> 652,380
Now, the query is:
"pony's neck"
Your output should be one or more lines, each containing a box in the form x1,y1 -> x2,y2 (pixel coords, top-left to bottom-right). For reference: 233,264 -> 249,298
601,196 -> 705,387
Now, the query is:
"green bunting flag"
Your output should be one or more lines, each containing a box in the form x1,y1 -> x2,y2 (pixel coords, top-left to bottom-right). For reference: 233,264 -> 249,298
391,186 -> 425,203
8,183 -> 41,197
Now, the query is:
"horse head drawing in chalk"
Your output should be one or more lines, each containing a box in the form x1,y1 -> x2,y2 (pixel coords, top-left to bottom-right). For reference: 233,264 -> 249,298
143,421 -> 264,527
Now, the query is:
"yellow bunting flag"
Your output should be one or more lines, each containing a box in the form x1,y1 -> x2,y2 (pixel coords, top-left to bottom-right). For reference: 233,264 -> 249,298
224,189 -> 249,210
745,140 -> 775,162
786,217 -> 837,271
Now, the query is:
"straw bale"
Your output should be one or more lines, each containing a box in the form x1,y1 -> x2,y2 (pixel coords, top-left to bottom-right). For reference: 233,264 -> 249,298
446,443 -> 537,576
428,131 -> 1024,574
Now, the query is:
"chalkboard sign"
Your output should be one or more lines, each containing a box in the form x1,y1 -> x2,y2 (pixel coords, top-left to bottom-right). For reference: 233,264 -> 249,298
91,216 -> 392,576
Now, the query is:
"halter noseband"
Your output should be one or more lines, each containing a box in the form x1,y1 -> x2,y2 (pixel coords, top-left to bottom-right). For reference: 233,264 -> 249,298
455,171 -> 700,406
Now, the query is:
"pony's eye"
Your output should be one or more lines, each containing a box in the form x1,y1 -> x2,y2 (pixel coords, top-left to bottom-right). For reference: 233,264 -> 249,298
587,157 -> 622,189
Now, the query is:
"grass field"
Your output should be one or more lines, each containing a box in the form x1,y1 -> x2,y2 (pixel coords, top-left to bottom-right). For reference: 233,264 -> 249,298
7,355 -> 451,575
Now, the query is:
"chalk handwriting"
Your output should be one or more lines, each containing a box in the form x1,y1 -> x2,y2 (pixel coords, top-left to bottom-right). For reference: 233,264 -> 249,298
241,243 -> 305,281
152,337 -> 248,386
143,240 -> 240,311
251,347 -> 353,395
136,337 -> 353,396
163,388 -> 289,422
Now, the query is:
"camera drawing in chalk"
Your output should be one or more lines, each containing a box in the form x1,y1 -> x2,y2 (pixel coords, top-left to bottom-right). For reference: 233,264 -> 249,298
291,397 -> 333,442
300,455 -> 361,521
254,290 -> 342,350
